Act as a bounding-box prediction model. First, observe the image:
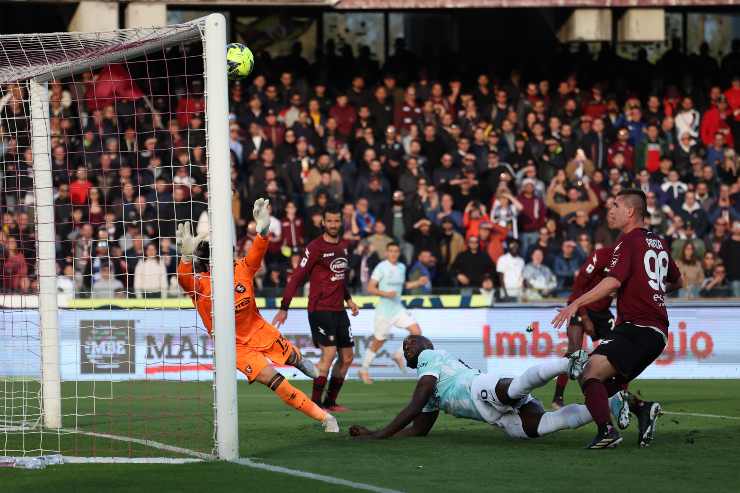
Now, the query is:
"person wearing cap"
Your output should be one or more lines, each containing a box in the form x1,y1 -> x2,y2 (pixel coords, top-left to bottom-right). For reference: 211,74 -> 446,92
607,127 -> 635,171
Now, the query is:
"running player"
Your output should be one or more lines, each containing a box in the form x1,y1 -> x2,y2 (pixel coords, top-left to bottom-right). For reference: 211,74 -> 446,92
349,335 -> 629,441
359,242 -> 428,384
177,199 -> 338,433
552,246 -> 615,409
273,204 -> 360,411
552,189 -> 682,448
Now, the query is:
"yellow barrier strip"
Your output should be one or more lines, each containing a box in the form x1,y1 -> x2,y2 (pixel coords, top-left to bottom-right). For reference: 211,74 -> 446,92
66,295 -> 491,310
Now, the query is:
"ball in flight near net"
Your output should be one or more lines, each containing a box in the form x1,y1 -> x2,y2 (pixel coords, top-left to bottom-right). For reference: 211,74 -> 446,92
226,42 -> 254,79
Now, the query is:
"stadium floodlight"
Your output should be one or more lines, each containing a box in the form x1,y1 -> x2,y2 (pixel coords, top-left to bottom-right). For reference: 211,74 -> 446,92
0,14 -> 238,462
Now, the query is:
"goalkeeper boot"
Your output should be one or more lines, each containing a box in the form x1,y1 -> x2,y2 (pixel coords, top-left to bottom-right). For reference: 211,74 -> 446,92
610,391 -> 631,430
586,424 -> 623,449
322,413 -> 339,433
567,349 -> 589,380
637,401 -> 662,448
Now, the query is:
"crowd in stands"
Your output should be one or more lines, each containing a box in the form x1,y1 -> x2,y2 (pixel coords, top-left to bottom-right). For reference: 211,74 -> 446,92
1,38 -> 740,301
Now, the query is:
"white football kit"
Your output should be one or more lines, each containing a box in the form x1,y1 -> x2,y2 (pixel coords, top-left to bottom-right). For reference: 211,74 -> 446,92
370,260 -> 417,340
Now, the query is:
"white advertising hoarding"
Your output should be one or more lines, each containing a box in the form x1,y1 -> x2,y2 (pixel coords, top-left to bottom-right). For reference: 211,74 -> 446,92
1,307 -> 738,380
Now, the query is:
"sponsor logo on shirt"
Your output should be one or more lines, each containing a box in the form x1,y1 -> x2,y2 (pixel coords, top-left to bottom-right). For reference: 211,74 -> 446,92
330,257 -> 348,273
323,252 -> 335,258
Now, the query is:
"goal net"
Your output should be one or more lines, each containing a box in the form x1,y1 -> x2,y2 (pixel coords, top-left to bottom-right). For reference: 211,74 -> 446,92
0,14 -> 238,461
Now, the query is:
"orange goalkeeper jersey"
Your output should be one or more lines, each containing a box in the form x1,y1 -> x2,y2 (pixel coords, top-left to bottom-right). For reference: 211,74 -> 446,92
177,234 -> 271,347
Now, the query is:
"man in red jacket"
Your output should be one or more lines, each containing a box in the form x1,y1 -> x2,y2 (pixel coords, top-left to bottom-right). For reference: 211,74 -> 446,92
700,96 -> 734,148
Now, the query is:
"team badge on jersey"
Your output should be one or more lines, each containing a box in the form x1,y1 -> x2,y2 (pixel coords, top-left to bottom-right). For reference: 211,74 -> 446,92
235,283 -> 246,293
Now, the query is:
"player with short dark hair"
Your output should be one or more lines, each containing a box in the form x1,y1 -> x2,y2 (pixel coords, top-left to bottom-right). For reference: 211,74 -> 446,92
359,242 -> 429,384
273,204 -> 359,411
553,188 -> 682,448
551,246 -> 616,410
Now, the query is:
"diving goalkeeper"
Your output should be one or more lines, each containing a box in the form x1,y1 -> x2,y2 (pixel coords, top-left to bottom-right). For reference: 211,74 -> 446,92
177,198 -> 339,433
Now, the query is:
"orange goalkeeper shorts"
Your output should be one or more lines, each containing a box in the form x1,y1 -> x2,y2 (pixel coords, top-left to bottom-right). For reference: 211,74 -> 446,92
236,324 -> 295,383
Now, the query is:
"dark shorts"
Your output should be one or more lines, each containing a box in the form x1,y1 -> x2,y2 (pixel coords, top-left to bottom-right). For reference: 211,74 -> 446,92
571,309 -> 615,341
591,322 -> 666,382
308,311 -> 354,348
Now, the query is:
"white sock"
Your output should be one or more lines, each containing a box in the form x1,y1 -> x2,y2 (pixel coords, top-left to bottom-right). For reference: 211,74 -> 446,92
507,359 -> 570,400
536,404 -> 593,436
361,350 -> 376,370
535,395 -> 623,436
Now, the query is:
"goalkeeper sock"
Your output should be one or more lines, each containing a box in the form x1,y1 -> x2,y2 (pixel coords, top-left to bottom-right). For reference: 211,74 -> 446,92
361,350 -> 376,371
312,376 -> 327,405
325,376 -> 345,405
273,378 -> 327,422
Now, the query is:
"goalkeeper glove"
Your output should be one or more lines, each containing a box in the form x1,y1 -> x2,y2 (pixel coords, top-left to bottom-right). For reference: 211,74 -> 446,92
177,222 -> 208,262
253,198 -> 271,237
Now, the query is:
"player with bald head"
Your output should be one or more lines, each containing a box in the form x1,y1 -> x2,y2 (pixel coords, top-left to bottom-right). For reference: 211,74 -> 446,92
553,189 -> 682,448
348,336 -> 630,441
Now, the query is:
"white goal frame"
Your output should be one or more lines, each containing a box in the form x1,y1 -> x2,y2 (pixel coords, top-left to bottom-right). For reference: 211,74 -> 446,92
4,13 -> 238,461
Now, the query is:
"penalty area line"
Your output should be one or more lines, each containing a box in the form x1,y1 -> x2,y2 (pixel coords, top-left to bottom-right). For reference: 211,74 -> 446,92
663,411 -> 740,421
233,458 -> 402,493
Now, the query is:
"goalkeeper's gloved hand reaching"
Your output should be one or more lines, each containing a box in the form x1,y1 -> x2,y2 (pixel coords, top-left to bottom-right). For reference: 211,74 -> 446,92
253,198 -> 271,237
176,222 -> 208,262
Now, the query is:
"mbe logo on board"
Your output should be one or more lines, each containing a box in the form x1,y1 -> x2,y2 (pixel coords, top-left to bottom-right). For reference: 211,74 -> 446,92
80,320 -> 135,374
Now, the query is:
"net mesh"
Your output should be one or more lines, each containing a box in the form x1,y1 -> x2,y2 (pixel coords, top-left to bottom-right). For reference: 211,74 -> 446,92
0,19 -> 220,458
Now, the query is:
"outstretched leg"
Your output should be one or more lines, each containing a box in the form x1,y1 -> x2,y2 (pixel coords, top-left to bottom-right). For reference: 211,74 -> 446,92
359,337 -> 385,384
255,366 -> 338,432
505,358 -> 572,402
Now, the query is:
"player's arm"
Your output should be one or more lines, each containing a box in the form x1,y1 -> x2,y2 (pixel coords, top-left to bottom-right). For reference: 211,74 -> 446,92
362,375 -> 438,439
367,278 -> 394,298
393,411 -> 439,437
552,276 -> 621,329
664,254 -> 683,294
344,283 -> 359,316
273,244 -> 318,327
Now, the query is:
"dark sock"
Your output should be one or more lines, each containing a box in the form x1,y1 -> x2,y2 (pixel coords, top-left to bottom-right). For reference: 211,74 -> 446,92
312,376 -> 327,405
626,391 -> 645,414
554,374 -> 568,400
582,378 -> 612,430
604,378 -> 623,397
325,376 -> 345,405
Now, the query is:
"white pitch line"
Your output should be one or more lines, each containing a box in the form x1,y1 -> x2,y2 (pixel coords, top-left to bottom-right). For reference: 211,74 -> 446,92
664,411 -> 740,421
63,457 -> 203,464
233,458 -> 403,493
63,429 -> 401,492
61,428 -> 215,460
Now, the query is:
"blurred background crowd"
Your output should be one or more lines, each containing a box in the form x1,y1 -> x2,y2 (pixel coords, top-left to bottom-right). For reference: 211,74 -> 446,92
1,38 -> 739,301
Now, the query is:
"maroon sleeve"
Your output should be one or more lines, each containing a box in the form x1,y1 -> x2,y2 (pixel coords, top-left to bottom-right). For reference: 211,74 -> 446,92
665,240 -> 681,284
279,241 -> 319,310
604,240 -> 631,284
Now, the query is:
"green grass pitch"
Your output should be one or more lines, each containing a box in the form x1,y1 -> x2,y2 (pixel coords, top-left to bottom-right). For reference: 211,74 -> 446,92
2,379 -> 740,492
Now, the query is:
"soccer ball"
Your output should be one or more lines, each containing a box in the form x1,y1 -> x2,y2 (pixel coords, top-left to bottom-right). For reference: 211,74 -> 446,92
226,43 -> 254,79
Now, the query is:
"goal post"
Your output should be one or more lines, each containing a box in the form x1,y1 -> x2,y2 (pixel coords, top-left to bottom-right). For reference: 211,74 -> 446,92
30,79 -> 62,431
1,13 -> 238,460
202,13 -> 238,462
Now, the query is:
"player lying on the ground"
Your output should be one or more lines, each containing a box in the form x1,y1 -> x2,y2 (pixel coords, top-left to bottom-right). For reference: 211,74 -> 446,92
552,189 -> 681,448
176,199 -> 338,433
349,335 -> 628,441
360,242 -> 428,384
551,246 -> 660,438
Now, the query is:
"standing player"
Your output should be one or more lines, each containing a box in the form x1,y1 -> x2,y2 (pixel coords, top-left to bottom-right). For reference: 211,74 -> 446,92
176,199 -> 338,433
553,189 -> 682,448
552,246 -> 616,409
273,204 -> 360,411
348,335 -> 629,441
359,242 -> 428,384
